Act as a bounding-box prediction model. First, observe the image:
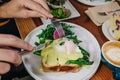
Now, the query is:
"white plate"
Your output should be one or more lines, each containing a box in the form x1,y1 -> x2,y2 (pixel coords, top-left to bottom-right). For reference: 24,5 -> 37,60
77,0 -> 114,6
41,0 -> 80,24
23,22 -> 101,80
102,20 -> 116,41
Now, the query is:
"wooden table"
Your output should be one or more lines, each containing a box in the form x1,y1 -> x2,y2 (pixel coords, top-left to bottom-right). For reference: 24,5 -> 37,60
15,0 -> 115,80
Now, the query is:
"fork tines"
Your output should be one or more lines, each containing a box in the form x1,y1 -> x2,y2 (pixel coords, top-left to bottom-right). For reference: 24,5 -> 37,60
51,19 -> 65,37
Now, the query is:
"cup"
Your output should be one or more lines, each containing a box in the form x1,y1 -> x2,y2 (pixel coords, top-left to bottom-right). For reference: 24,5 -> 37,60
101,41 -> 120,80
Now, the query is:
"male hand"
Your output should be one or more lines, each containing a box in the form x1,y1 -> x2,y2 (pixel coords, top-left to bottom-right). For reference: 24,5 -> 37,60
0,34 -> 33,74
0,0 -> 53,19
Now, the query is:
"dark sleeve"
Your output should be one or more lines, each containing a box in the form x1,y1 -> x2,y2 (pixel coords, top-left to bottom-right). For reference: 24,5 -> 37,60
0,0 -> 10,25
0,0 -> 10,5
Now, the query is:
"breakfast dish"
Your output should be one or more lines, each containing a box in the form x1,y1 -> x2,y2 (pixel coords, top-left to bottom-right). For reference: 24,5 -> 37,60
109,14 -> 120,41
41,0 -> 80,24
102,14 -> 120,41
102,20 -> 116,41
77,0 -> 114,6
50,8 -> 71,19
41,38 -> 86,72
47,0 -> 71,19
33,23 -> 93,73
22,22 -> 101,80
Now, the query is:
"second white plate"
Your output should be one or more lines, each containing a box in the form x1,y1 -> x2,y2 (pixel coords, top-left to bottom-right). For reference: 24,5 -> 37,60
102,20 -> 116,41
77,0 -> 114,6
41,0 -> 80,24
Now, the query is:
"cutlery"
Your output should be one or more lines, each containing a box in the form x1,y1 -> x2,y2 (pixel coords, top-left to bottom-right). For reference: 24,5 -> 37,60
19,18 -> 65,56
98,9 -> 120,16
60,0 -> 64,8
51,19 -> 65,37
0,44 -> 46,71
19,43 -> 46,56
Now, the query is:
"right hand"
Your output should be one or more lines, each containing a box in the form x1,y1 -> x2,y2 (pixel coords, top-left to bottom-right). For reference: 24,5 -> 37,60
0,0 -> 53,19
0,34 -> 33,74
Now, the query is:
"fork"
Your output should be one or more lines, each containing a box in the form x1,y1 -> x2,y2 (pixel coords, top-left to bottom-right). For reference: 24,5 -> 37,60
51,19 -> 65,37
98,9 -> 120,16
60,0 -> 64,8
19,43 -> 46,56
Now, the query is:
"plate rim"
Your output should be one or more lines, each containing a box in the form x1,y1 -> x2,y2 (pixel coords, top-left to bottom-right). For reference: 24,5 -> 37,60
23,22 -> 101,80
77,0 -> 114,6
102,20 -> 116,41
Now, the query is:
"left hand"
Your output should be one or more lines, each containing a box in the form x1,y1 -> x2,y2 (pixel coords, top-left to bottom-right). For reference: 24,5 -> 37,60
0,34 -> 33,74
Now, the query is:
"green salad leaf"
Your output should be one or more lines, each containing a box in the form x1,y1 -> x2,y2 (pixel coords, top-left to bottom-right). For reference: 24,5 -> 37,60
50,8 -> 71,19
66,46 -> 93,65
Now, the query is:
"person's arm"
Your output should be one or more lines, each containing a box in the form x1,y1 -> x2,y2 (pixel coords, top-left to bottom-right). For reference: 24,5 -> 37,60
0,0 -> 53,19
0,34 -> 33,74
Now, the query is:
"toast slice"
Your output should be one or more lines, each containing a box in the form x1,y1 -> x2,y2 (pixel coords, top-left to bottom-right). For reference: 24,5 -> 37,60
40,38 -> 83,72
42,63 -> 80,72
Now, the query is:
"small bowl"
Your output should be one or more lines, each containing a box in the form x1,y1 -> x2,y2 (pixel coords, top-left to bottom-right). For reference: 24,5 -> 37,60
101,41 -> 120,80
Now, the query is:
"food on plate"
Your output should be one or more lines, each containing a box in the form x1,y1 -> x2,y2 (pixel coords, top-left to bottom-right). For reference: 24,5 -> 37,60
41,38 -> 83,72
34,23 -> 94,72
47,0 -> 71,19
109,14 -> 120,41
50,8 -> 71,19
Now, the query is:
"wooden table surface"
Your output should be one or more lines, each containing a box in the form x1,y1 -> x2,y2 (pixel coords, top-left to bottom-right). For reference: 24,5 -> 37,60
15,0 -> 116,80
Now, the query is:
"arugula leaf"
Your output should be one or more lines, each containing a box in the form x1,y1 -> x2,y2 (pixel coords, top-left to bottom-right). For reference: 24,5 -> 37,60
33,50 -> 42,56
66,46 -> 93,65
66,36 -> 82,44
78,46 -> 89,57
66,58 -> 93,65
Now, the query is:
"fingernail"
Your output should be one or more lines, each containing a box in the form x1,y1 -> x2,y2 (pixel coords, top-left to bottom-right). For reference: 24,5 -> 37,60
49,14 -> 53,18
28,45 -> 33,50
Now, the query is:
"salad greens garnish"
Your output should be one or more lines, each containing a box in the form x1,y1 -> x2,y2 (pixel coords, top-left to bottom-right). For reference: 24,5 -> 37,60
66,36 -> 81,44
50,8 -> 71,19
78,46 -> 89,57
66,58 -> 93,65
33,50 -> 42,56
34,23 -> 81,46
34,23 -> 93,66
66,46 -> 93,65
47,0 -> 71,19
